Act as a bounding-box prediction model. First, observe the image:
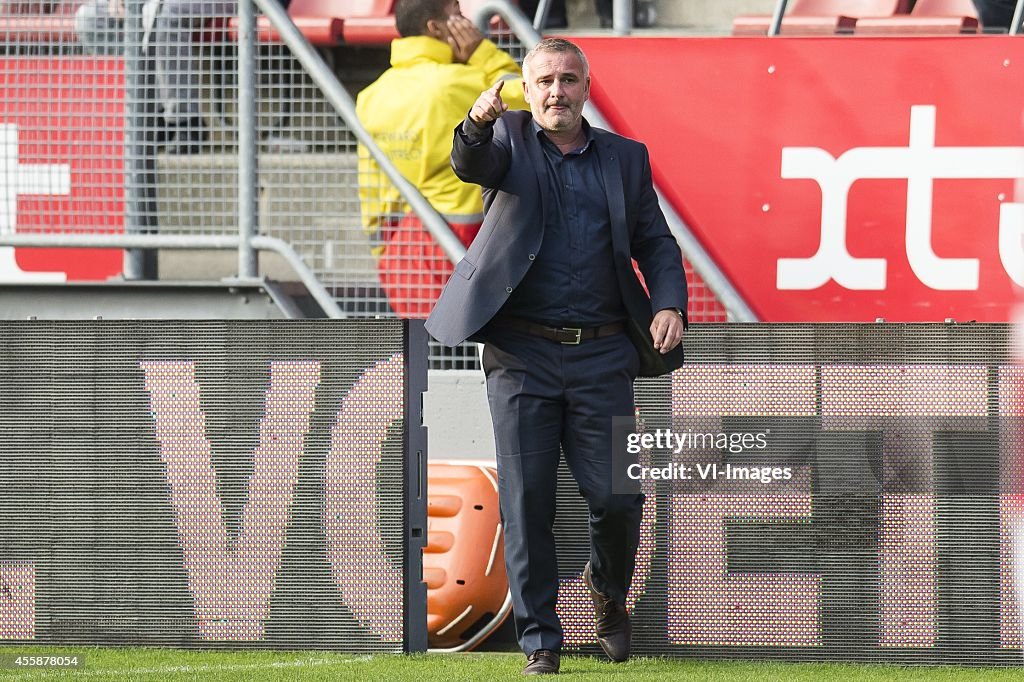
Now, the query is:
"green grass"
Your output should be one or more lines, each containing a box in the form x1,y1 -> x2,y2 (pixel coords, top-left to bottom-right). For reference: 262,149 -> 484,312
0,647 -> 1022,681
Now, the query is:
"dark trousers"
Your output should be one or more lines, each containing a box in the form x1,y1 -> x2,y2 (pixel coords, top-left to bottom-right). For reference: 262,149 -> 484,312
481,329 -> 643,655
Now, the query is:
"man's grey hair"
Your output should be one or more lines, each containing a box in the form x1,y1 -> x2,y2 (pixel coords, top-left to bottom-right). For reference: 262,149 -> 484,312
522,37 -> 590,82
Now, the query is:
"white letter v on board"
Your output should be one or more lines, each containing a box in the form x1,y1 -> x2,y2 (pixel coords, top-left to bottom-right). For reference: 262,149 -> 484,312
140,360 -> 321,640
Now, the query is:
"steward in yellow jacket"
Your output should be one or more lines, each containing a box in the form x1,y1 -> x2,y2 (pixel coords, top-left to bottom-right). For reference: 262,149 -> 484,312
356,0 -> 527,317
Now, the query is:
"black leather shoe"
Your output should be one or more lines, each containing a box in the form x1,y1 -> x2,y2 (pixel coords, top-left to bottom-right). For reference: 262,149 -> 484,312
583,562 -> 631,662
523,649 -> 560,675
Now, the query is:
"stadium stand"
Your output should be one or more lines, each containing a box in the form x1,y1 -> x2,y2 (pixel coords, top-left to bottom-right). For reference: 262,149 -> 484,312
856,0 -> 980,34
0,0 -> 396,49
731,0 -> 911,36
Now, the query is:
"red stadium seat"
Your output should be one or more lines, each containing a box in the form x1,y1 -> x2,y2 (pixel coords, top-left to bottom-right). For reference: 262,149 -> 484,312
226,0 -> 393,46
1,1 -> 72,14
732,0 -> 911,36
0,14 -> 79,41
856,0 -> 980,34
339,0 -> 518,45
340,0 -> 396,44
0,0 -> 82,44
229,0 -> 515,48
344,0 -> 516,44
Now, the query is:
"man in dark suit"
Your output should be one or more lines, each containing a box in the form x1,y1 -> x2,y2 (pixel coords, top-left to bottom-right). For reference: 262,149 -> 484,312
425,37 -> 686,676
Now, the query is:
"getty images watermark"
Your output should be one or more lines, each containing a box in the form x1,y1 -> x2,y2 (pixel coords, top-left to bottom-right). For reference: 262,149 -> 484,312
612,414 -> 1013,496
623,428 -> 792,484
609,416 -> 817,495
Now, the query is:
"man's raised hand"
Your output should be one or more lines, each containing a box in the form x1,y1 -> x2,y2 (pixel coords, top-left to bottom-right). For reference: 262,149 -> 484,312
469,81 -> 509,126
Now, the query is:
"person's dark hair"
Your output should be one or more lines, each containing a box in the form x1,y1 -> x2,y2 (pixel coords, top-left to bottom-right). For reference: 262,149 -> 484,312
522,37 -> 589,81
395,0 -> 450,38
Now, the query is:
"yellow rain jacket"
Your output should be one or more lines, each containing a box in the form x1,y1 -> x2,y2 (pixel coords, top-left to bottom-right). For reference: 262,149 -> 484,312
356,35 -> 528,255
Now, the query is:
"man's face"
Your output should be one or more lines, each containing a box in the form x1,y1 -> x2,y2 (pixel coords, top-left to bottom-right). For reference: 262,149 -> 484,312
523,50 -> 590,135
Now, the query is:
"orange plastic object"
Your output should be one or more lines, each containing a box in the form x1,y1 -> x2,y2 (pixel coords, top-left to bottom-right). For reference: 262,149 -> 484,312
426,461 -> 510,650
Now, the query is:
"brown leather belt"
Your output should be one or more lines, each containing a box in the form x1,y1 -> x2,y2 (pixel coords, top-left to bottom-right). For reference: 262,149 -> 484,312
491,316 -> 626,345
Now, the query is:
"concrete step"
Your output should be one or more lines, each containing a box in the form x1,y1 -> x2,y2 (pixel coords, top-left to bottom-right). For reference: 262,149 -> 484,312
154,150 -> 378,287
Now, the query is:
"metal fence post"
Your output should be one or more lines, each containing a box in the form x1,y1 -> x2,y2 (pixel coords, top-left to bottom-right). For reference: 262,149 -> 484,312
613,0 -> 633,35
237,0 -> 260,279
768,0 -> 790,36
123,0 -> 159,280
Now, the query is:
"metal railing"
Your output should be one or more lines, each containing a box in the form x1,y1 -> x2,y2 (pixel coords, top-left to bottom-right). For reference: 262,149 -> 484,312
0,232 -> 346,317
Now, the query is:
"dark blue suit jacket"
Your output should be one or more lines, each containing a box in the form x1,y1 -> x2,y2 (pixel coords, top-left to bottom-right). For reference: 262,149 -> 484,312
425,110 -> 687,377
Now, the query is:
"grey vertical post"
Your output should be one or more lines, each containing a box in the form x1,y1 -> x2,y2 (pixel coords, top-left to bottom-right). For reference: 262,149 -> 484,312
768,0 -> 790,36
123,0 -> 159,280
1012,0 -> 1024,35
237,0 -> 260,279
403,318 -> 428,652
612,0 -> 632,35
531,0 -> 552,30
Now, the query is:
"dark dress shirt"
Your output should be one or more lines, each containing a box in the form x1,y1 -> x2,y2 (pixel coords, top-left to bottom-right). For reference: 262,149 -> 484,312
465,117 -> 626,326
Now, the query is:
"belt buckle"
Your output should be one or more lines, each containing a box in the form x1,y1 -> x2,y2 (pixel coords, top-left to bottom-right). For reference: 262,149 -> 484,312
560,327 -> 582,345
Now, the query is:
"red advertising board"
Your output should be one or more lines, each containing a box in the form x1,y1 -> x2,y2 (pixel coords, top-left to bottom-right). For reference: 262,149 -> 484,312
574,36 -> 1024,322
0,57 -> 124,281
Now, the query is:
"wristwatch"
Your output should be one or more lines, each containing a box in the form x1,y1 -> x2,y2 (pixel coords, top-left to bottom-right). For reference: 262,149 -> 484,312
673,307 -> 688,329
